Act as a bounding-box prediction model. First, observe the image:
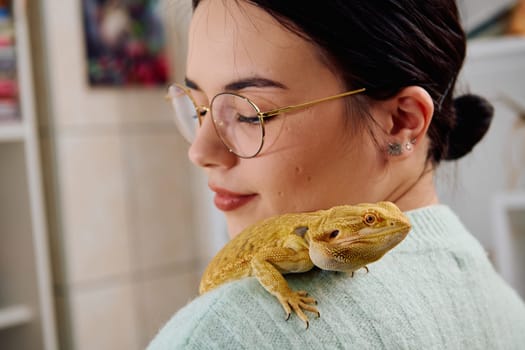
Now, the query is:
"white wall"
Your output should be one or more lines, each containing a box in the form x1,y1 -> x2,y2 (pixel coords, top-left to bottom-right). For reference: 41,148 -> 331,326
458,0 -> 516,31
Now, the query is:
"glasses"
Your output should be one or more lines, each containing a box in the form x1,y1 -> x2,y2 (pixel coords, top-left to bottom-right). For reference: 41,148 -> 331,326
166,83 -> 366,158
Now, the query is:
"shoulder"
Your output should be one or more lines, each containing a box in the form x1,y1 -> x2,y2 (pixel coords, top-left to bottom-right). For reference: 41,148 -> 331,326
147,268 -> 404,349
148,205 -> 525,349
146,276 -> 314,349
148,259 -> 525,349
147,258 -> 442,350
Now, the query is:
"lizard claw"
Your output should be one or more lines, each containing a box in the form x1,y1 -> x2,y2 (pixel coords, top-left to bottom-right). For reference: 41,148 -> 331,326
351,266 -> 369,277
277,290 -> 319,328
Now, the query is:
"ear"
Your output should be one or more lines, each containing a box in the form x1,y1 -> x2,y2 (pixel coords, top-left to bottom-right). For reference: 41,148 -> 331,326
294,226 -> 309,237
386,86 -> 434,146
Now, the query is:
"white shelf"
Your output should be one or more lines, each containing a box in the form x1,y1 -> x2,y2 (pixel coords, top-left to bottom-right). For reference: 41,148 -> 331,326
0,305 -> 33,330
0,121 -> 24,142
0,1 -> 58,349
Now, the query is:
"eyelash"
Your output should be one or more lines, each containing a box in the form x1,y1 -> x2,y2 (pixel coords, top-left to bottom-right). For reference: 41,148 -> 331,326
237,115 -> 260,124
239,114 -> 278,125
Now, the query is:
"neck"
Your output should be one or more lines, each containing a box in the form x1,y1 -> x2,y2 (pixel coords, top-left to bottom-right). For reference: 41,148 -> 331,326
389,165 -> 439,212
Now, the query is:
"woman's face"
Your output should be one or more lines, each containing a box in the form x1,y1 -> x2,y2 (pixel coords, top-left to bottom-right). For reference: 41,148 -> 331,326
186,0 -> 389,236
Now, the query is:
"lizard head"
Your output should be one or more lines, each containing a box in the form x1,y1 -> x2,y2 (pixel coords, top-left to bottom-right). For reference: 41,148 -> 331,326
306,201 -> 411,272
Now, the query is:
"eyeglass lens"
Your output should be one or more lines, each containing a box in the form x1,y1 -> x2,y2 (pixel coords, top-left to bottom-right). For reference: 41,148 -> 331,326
210,93 -> 264,158
168,85 -> 199,142
169,85 -> 265,158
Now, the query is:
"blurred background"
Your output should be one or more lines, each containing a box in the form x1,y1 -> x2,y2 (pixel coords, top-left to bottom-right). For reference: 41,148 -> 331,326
0,0 -> 523,349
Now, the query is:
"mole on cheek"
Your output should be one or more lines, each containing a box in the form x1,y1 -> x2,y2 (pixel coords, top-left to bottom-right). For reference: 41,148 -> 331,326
294,166 -> 312,182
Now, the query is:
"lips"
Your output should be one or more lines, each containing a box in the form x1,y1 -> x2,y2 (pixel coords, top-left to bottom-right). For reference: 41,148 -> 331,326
210,185 -> 257,211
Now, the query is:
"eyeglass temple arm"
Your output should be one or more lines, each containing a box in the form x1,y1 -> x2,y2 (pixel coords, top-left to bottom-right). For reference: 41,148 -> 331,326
260,88 -> 366,118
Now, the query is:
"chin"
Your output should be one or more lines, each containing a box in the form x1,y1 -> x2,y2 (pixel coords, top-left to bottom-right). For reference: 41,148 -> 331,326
226,217 -> 251,238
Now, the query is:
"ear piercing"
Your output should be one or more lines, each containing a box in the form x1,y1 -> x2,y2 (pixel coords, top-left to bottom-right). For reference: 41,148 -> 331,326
405,140 -> 414,151
387,142 -> 403,156
387,139 -> 416,156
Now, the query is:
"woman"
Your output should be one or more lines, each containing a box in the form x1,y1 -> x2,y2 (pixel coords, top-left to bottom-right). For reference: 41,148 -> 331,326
149,0 -> 525,348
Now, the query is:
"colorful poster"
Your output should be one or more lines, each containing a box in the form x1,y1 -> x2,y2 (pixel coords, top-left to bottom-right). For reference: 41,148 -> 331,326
82,0 -> 169,86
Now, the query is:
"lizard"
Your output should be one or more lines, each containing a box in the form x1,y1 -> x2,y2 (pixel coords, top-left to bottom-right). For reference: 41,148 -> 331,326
199,201 -> 411,328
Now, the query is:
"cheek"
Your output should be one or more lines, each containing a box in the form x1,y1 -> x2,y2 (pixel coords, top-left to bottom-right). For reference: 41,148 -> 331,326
254,102 -> 381,214
261,149 -> 334,212
262,114 -> 345,194
264,132 -> 380,211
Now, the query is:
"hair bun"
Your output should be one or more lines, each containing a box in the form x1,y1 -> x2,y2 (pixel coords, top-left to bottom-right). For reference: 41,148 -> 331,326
445,94 -> 494,160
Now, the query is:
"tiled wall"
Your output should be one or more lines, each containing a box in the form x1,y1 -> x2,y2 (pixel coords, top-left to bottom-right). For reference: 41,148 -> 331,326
30,1 -> 224,349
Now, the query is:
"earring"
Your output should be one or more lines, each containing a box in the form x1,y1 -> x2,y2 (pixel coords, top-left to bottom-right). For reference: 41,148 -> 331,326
387,143 -> 403,156
388,139 -> 416,156
405,139 -> 416,151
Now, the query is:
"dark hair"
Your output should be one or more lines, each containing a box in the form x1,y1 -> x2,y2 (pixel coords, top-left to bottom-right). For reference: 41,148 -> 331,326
192,0 -> 493,163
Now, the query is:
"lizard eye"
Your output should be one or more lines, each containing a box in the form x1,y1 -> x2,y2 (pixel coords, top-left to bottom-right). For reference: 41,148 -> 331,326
364,213 -> 377,225
329,230 -> 340,239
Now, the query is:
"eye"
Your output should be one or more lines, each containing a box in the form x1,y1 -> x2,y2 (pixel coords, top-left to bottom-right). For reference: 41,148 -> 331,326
237,114 -> 278,125
237,114 -> 261,124
329,230 -> 340,239
364,213 -> 377,225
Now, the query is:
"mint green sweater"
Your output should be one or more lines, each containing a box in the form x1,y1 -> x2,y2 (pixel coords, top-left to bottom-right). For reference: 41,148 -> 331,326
148,205 -> 525,349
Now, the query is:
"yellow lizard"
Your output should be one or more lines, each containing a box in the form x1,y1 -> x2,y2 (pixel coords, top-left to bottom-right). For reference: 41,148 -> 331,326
199,201 -> 411,327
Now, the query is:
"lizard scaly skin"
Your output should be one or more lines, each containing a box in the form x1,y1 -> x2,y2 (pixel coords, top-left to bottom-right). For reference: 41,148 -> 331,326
199,201 -> 411,327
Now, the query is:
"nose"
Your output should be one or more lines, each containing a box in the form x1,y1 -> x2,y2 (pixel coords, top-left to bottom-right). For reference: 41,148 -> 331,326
188,113 -> 238,169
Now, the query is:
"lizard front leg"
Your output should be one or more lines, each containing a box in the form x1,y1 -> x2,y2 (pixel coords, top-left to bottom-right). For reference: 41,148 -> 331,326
251,247 -> 319,328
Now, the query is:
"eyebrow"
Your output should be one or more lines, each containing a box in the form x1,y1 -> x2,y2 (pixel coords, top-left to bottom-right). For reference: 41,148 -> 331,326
184,76 -> 287,92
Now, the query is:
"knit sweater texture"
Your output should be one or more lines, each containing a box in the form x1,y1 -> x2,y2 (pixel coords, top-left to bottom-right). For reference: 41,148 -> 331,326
148,205 -> 525,349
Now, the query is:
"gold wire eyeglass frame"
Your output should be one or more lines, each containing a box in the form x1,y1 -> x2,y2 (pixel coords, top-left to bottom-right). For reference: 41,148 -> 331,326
167,83 -> 366,158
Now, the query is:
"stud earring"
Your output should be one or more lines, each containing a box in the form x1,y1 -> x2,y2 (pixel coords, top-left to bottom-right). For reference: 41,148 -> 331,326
405,139 -> 416,151
387,143 -> 403,156
388,139 -> 416,156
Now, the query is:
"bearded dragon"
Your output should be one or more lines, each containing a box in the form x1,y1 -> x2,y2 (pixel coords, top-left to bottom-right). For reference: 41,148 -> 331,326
199,201 -> 411,327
